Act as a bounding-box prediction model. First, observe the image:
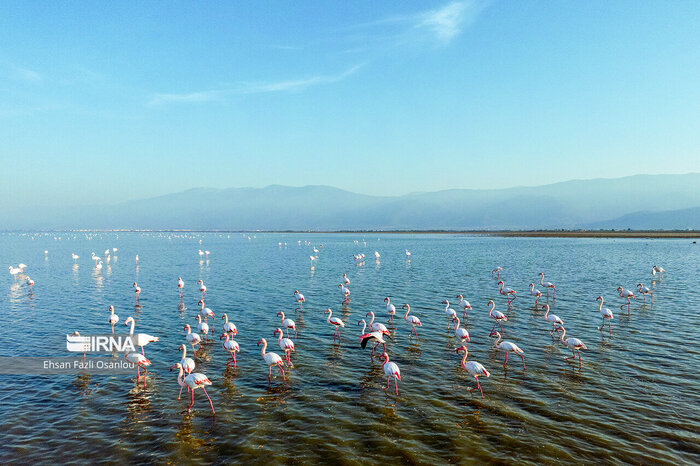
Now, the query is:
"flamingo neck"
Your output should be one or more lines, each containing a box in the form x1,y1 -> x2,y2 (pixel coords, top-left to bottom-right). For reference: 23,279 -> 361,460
180,346 -> 186,359
540,275 -> 544,286
598,299 -> 603,311
326,310 -> 333,322
177,366 -> 185,387
128,319 -> 135,335
461,350 -> 468,366
494,333 -> 502,345
454,317 -> 460,329
359,320 -> 366,333
544,306 -> 550,318
499,282 -> 504,291
444,301 -> 449,310
368,313 -> 374,325
260,341 -> 267,356
279,312 -> 285,321
277,331 -> 282,342
559,328 -> 566,341
488,302 -> 495,315
223,315 -> 228,324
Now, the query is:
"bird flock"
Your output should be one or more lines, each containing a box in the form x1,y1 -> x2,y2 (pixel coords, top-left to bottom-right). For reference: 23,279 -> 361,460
7,240 -> 666,417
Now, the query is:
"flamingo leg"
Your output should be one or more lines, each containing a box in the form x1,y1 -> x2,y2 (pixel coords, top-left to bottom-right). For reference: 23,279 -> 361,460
202,387 -> 215,415
279,363 -> 286,380
188,388 -> 195,412
141,345 -> 145,356
268,366 -> 272,381
413,326 -> 418,337
385,376 -> 390,391
178,385 -> 183,400
504,353 -> 509,368
565,349 -> 576,360
394,377 -> 399,396
519,353 -> 525,369
142,366 -> 147,387
233,351 -> 237,367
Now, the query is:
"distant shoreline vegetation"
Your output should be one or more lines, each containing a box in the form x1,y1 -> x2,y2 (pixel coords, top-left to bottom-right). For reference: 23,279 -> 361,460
2,229 -> 699,238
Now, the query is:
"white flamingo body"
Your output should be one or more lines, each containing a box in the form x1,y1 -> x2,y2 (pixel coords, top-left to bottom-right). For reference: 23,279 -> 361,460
385,297 -> 396,320
442,300 -> 457,326
492,332 -> 525,369
294,290 -> 305,310
358,319 -> 386,355
497,281 -> 517,304
325,308 -> 345,343
275,328 -> 295,364
559,328 -> 587,362
487,300 -> 507,335
403,304 -> 422,337
453,316 -> 470,342
366,311 -> 389,334
637,283 -> 653,304
538,273 -> 556,299
529,283 -> 543,306
222,314 -> 238,335
170,363 -> 215,414
184,324 -> 202,356
125,351 -> 151,387
258,338 -> 286,381
196,315 -> 209,342
277,312 -> 296,340
381,353 -> 401,395
596,296 -> 614,331
220,333 -> 240,368
108,305 -> 119,333
542,304 -> 564,335
456,344 -> 490,397
124,316 -> 159,355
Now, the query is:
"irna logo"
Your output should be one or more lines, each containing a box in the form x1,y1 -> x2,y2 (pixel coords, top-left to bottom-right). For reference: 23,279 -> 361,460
66,334 -> 137,353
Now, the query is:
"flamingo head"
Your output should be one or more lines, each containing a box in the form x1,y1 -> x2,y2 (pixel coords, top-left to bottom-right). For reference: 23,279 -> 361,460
541,304 -> 549,311
595,296 -> 602,301
384,297 -> 389,302
357,320 -> 364,326
124,317 -> 133,326
276,312 -> 282,317
178,344 -> 185,351
324,308 -> 331,314
465,304 -> 472,310
196,315 -> 202,322
380,353 -> 389,362
455,345 -> 467,354
365,312 -> 372,317
456,295 -> 462,299
274,328 -> 282,336
338,284 -> 342,288
109,305 -> 114,312
487,300 -> 494,306
529,283 -> 534,287
220,333 -> 229,340
198,300 -> 204,306
538,272 -> 544,276
617,286 -> 623,292
197,280 -> 202,284
183,324 -> 190,331
294,290 -> 299,294
132,282 -> 137,287
497,280 -> 504,286
441,300 -> 447,304
343,274 -> 347,277
637,283 -> 642,289
170,363 -> 182,371
257,338 -> 266,346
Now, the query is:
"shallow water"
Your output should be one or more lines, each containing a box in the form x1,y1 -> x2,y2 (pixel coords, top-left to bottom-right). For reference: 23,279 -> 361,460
1,232 -> 699,464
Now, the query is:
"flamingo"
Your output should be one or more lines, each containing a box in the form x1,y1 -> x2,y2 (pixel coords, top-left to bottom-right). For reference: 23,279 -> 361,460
222,313 -> 238,335
324,308 -> 345,343
595,296 -> 614,331
309,255 -> 316,266
402,304 -> 422,337
538,273 -> 556,299
652,265 -> 665,279
197,300 -> 215,327
25,276 -> 34,293
528,283 -> 542,307
197,279 -> 206,297
135,254 -> 139,264
198,249 -> 204,259
204,250 -> 210,258
559,328 -> 587,362
541,304 -> 564,336
365,311 -> 389,335
108,305 -> 119,334
125,351 -> 151,388
338,284 -> 350,304
17,263 -> 27,275
405,249 -> 411,257
169,363 -> 215,415
274,328 -> 295,365
617,286 -> 636,312
175,344 -> 196,400
380,353 -> 401,396
456,295 -> 472,319
452,316 -> 470,343
491,267 -> 502,278
220,333 -> 240,368
95,260 -> 103,271
497,280 -> 517,304
442,300 -> 457,328
374,251 -> 380,259
492,332 -> 525,369
358,319 -> 386,355
183,324 -> 202,357
294,290 -> 305,310
384,297 -> 396,321
133,282 -> 141,303
257,338 -> 286,381
455,343 -> 490,398
8,266 -> 20,282
71,253 -> 79,264
637,283 -> 653,304
177,277 -> 185,298
277,311 -> 296,341
124,316 -> 159,355
486,300 -> 507,336
195,315 -> 209,343
342,273 -> 350,286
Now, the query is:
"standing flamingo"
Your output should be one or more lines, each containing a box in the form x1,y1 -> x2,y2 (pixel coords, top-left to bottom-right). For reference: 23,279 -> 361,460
381,353 -> 401,396
197,280 -> 206,297
402,304 -> 422,337
183,324 -> 202,357
492,332 -> 525,370
338,284 -> 350,304
365,311 -> 389,335
541,304 -> 564,336
652,265 -> 665,279
559,328 -> 587,362
342,273 -> 350,286
497,281 -> 517,304
124,316 -> 159,355
595,296 -> 614,331
125,351 -> 151,388
257,338 -> 286,381
294,290 -> 305,310
486,300 -> 507,336
25,276 -> 34,293
358,319 -> 386,356
274,328 -> 295,365
8,266 -> 21,282
195,315 -> 209,343
455,343 -> 490,397
132,282 -> 141,303
324,308 -> 345,343
176,344 -> 196,400
453,316 -> 470,343
277,311 -> 296,341
108,305 -> 119,334
169,363 -> 215,415
492,267 -> 502,278
71,253 -> 79,264
384,297 -> 396,321
637,283 -> 653,304
220,333 -> 240,368
617,286 -> 636,312
197,300 -> 215,327
442,300 -> 457,328
538,273 -> 555,299
222,314 -> 238,336
177,277 -> 185,298
456,295 -> 472,319
528,283 -> 542,307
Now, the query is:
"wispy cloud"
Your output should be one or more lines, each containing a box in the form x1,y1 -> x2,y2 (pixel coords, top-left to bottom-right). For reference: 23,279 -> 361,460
148,64 -> 363,106
8,64 -> 42,83
415,2 -> 474,44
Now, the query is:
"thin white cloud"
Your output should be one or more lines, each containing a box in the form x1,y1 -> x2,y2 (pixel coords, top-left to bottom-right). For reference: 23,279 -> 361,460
415,2 -> 471,43
9,65 -> 42,83
148,90 -> 224,106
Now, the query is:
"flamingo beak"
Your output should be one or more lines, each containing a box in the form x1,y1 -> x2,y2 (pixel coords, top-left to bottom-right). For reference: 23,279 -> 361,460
170,364 -> 177,371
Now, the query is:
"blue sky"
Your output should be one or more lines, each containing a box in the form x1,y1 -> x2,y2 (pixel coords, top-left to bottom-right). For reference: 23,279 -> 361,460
1,1 -> 699,207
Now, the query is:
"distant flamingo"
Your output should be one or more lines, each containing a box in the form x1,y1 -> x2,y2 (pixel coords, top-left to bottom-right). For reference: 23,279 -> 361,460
183,324 -> 202,357
222,313 -> 238,336
132,282 -> 141,303
381,353 -> 401,396
652,265 -> 665,279
125,351 -> 151,388
456,343 -> 490,397
124,316 -> 159,355
497,281 -> 517,304
17,263 -> 27,275
442,300 -> 457,328
617,286 -> 636,312
559,328 -> 587,362
596,296 -> 614,331
195,315 -> 209,343
294,290 -> 305,310
274,328 -> 295,365
366,311 -> 389,335
405,249 -> 411,257
220,333 -> 240,368
71,253 -> 79,264
358,319 -> 386,355
492,332 -> 525,369
385,297 -> 396,321
277,312 -> 296,341
197,300 -> 215,327
169,363 -> 215,415
402,304 -> 422,337
456,295 -> 472,319
342,273 -> 350,286
492,267 -> 502,278
324,308 -> 345,343
529,283 -> 542,307
338,284 -> 350,304
25,276 -> 34,293
8,266 -> 20,282
453,316 -> 470,343
257,338 -> 285,381
637,283 -> 653,304
108,305 -> 119,334
197,280 -> 206,297
541,304 -> 564,336
486,300 -> 507,336
538,273 -> 555,299
177,277 -> 184,298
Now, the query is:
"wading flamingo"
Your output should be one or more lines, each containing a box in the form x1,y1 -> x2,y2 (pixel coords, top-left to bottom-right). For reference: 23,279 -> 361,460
220,333 -> 240,368
637,283 -> 653,304
8,266 -> 20,282
169,362 -> 214,415
177,277 -> 184,298
529,283 -> 542,307
257,338 -> 285,381
453,316 -> 470,343
132,282 -> 141,303
342,273 -> 350,286
222,314 -> 238,336
366,311 -> 389,335
294,290 -> 305,310
381,353 -> 401,396
176,344 -> 196,399
542,304 -> 564,336
325,308 -> 345,343
71,253 -> 79,264
385,297 -> 396,321
274,328 -> 295,365
197,300 -> 215,327
197,280 -> 206,297
339,284 -> 350,304
456,295 -> 472,319
538,272 -> 556,299
492,332 -> 525,370
108,305 -> 119,334
125,351 -> 151,388
487,300 -> 507,336
617,286 -> 636,312
25,276 -> 34,293
596,296 -> 614,331
403,304 -> 422,337
559,328 -> 587,362
492,267 -> 502,278
195,315 -> 209,343
456,343 -> 490,398
124,316 -> 159,355
183,324 -> 202,357
358,319 -> 386,356
277,312 -> 296,341
652,265 -> 665,279
442,300 -> 457,328
497,280 -> 517,304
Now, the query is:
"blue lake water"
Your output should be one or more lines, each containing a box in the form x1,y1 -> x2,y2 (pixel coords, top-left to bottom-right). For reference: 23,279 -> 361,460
1,232 -> 699,463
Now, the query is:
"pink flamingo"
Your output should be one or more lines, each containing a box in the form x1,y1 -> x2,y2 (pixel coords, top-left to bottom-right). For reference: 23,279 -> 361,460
220,333 -> 240,368
294,290 -> 305,310
456,343 -> 490,398
274,328 -> 295,365
541,304 -> 564,336
487,300 -> 507,336
277,311 -> 296,341
637,283 -> 653,304
125,351 -> 150,388
358,319 -> 386,356
325,308 -> 345,343
342,273 -> 350,286
497,280 -> 517,304
222,313 -> 238,335
170,362 -> 214,415
366,311 -> 389,334
456,295 -> 471,319
617,286 -> 636,312
381,353 -> 401,396
338,284 -> 350,304
108,305 -> 119,334
528,283 -> 542,307
132,282 -> 141,303
177,277 -> 184,298
442,300 -> 458,328
402,304 -> 422,338
384,297 -> 396,321
197,300 -> 215,327
596,296 -> 614,331
538,273 -> 555,299
452,316 -> 470,343
195,315 -> 209,343
257,338 -> 285,381
559,328 -> 587,362
25,276 -> 34,294
183,324 -> 202,357
176,344 -> 195,400
197,279 -> 206,297
492,267 -> 502,278
492,331 -> 525,370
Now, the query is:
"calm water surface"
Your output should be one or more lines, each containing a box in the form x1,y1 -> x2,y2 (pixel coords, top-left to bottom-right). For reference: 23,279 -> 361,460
1,232 -> 698,464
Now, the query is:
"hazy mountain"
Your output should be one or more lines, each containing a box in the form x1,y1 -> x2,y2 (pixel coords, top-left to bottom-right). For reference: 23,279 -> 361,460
2,174 -> 699,230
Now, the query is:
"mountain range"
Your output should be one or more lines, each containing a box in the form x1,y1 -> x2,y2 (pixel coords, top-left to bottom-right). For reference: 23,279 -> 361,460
2,173 -> 699,230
